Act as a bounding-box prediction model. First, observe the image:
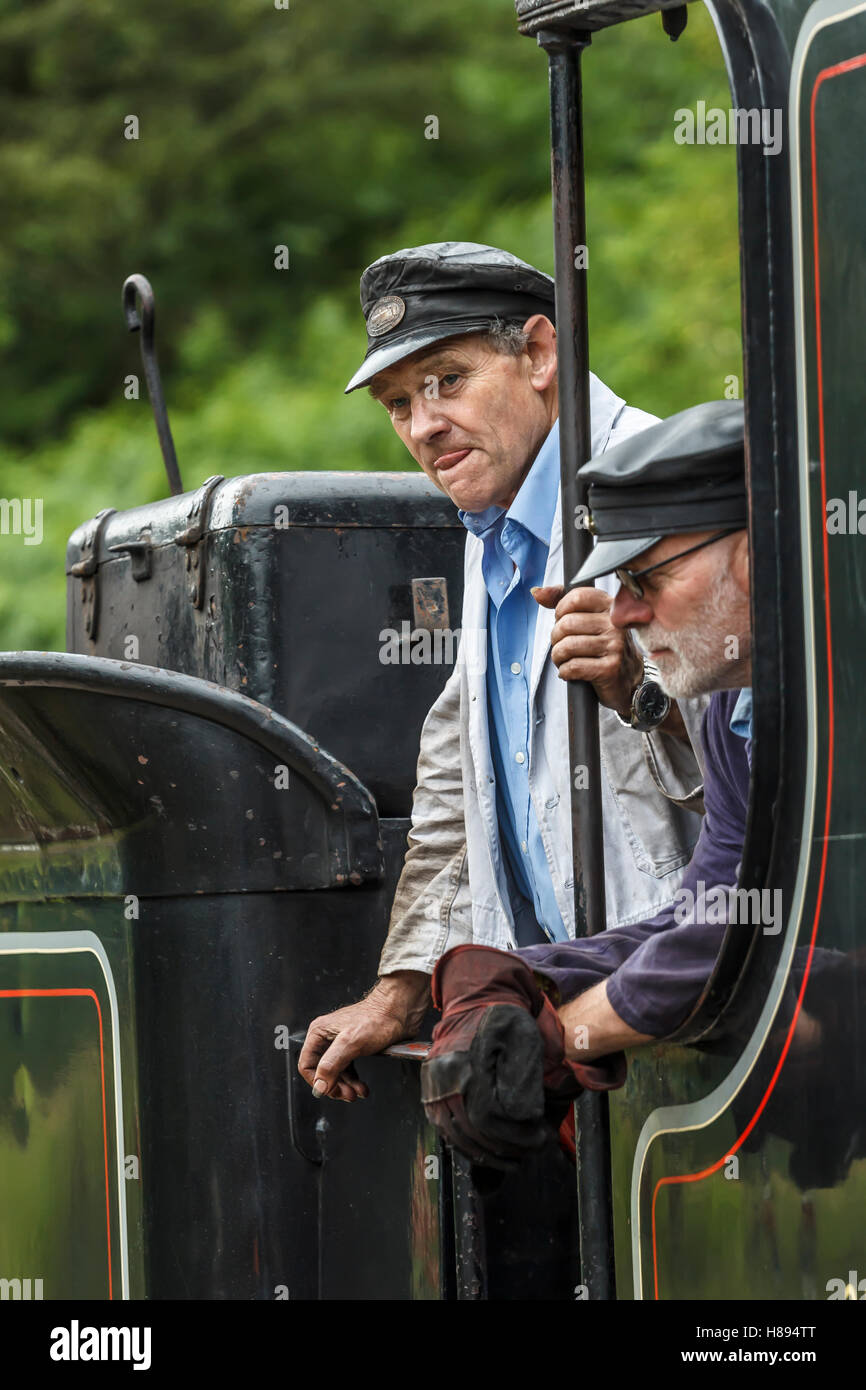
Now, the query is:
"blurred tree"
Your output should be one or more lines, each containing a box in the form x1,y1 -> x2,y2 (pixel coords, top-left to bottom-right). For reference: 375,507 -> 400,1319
0,0 -> 739,650
0,0 -> 554,441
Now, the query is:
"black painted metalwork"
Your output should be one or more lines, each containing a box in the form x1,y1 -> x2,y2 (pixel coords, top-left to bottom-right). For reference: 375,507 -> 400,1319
536,22 -> 615,1302
68,507 -> 117,643
661,5 -> 688,39
66,472 -> 467,819
665,0 -> 799,1048
517,0 -> 699,35
0,651 -> 383,895
173,473 -> 226,609
122,273 -> 184,497
451,1152 -> 489,1300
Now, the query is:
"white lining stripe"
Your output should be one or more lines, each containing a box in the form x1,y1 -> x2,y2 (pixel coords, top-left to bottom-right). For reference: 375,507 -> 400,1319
0,930 -> 130,1299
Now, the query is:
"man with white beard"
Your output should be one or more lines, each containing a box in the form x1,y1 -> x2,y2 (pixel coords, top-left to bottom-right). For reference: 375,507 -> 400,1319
419,399 -> 762,1167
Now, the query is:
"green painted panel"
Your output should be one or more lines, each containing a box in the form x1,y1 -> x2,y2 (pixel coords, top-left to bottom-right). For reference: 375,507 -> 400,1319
0,904 -> 145,1300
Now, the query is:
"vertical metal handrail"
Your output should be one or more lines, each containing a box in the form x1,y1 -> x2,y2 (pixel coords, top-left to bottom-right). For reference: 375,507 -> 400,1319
537,25 -> 616,1302
450,1150 -> 488,1300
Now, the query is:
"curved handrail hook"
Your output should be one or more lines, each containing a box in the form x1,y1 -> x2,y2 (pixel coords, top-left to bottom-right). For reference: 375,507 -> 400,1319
121,273 -> 184,497
122,273 -> 155,342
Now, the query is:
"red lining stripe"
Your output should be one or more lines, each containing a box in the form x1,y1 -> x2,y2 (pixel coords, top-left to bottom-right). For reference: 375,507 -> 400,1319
650,51 -> 866,1300
0,987 -> 114,1299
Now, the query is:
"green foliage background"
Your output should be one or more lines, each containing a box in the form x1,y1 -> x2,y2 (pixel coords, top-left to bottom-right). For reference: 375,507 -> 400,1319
0,0 -> 739,651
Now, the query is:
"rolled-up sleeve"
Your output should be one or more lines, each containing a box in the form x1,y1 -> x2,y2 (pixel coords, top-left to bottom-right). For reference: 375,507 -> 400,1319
519,691 -> 751,1038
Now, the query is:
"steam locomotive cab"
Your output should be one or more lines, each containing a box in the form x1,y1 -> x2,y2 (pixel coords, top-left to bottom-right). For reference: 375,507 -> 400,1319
1,0 -> 865,1303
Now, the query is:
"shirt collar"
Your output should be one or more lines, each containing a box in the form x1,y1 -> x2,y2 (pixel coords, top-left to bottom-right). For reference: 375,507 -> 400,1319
729,687 -> 753,741
459,419 -> 561,544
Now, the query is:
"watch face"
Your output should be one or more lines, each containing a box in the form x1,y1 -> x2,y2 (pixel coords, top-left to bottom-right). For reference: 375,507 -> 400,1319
634,681 -> 670,725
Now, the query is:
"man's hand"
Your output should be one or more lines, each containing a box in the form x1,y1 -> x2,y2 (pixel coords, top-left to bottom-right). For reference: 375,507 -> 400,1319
533,584 -> 688,738
532,584 -> 643,720
298,970 -> 430,1102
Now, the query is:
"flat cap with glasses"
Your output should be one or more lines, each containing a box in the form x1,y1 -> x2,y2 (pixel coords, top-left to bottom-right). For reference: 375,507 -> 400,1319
572,398 -> 747,588
570,398 -> 747,731
614,529 -> 738,600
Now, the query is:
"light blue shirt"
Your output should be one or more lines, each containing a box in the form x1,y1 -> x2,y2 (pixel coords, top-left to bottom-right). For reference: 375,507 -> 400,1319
729,687 -> 753,741
459,421 -> 569,945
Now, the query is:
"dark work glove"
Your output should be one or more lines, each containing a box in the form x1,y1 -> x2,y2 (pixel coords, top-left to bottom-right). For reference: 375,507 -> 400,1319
420,945 -> 626,1170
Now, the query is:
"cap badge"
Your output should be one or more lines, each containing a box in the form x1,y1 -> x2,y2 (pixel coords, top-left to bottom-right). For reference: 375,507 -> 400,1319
367,294 -> 406,337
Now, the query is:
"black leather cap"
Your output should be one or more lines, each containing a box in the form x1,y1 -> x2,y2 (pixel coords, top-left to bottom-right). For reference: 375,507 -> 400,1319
573,399 -> 747,584
345,241 -> 555,393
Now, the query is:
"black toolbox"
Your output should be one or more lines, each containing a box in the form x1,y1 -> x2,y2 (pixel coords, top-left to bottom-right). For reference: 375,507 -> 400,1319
67,471 -> 467,817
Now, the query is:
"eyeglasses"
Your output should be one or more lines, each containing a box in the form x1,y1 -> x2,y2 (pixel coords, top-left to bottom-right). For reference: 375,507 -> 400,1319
615,530 -> 737,600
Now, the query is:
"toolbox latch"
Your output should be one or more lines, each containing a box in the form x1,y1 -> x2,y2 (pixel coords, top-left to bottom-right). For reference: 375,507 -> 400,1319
173,474 -> 225,609
69,507 -> 117,642
108,528 -> 154,582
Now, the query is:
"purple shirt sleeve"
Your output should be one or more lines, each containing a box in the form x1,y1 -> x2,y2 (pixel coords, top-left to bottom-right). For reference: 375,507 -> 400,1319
518,690 -> 751,1038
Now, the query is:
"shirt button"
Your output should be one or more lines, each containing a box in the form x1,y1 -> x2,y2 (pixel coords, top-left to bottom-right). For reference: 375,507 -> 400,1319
521,840 -> 528,853
510,662 -> 522,675
514,751 -> 526,765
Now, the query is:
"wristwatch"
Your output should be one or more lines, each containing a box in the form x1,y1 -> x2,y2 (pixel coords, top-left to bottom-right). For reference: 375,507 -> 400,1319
615,660 -> 671,732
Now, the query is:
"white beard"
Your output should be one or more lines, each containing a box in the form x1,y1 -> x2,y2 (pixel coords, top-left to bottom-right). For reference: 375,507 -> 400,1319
631,564 -> 750,698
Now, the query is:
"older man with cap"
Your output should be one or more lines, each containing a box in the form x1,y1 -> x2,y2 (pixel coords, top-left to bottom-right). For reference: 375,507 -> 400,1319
299,242 -> 707,1104
418,398 -> 759,1167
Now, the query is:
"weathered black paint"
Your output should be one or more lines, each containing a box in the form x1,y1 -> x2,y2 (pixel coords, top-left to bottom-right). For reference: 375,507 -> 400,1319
67,473 -> 467,818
